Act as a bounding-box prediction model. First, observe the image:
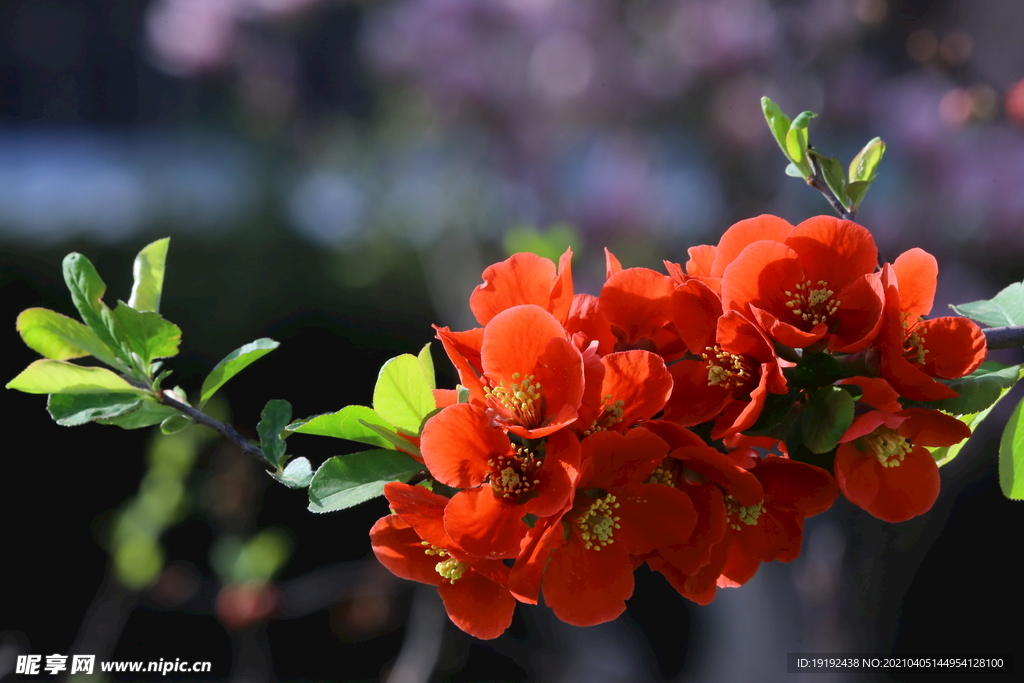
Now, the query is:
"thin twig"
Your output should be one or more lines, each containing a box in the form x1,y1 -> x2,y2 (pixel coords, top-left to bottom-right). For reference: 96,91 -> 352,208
806,177 -> 856,221
159,391 -> 273,468
982,326 -> 1024,350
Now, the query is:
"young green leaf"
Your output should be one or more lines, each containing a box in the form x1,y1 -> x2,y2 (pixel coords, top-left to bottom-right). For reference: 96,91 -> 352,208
128,238 -> 170,313
919,362 -> 1021,416
761,97 -> 792,155
801,386 -> 855,454
111,303 -> 181,367
287,405 -> 397,450
257,399 -> 292,469
998,397 -> 1024,500
7,360 -> 146,395
96,399 -> 181,429
812,152 -> 849,208
307,450 -> 424,513
951,281 -> 1024,328
199,338 -> 280,406
47,392 -> 143,426
160,415 -> 193,434
418,342 -> 436,391
62,253 -> 128,363
845,179 -> 875,211
848,137 -> 886,183
372,354 -> 437,435
271,456 -> 314,489
16,308 -> 120,367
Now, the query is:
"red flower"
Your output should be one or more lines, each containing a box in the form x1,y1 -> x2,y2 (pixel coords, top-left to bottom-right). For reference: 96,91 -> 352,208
667,283 -> 788,438
470,249 -> 574,326
875,251 -> 987,401
537,429 -> 697,626
719,216 -> 884,352
479,304 -> 585,439
599,265 -> 686,358
575,350 -> 674,436
420,406 -> 580,558
371,483 -> 517,639
835,407 -> 970,522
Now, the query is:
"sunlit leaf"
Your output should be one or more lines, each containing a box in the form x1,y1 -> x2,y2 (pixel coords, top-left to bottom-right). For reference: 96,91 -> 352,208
999,397 -> 1024,500
7,360 -> 145,395
951,281 -> 1024,328
199,338 -> 279,406
761,96 -> 792,153
287,405 -> 397,450
271,456 -> 314,489
128,238 -> 169,313
16,307 -> 120,367
372,354 -> 436,435
418,342 -> 436,391
849,137 -> 885,183
62,253 -> 126,364
112,302 -> 181,367
307,450 -> 424,513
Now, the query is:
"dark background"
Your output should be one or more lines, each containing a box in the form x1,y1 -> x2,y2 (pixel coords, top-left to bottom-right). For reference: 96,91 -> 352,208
2,1 -> 1023,681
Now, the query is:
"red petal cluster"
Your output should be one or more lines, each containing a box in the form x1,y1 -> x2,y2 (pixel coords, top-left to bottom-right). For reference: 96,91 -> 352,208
370,215 -> 984,638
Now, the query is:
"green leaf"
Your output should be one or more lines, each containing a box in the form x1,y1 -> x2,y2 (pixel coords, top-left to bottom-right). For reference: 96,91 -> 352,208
7,360 -> 146,395
257,399 -> 291,469
761,97 -> 792,153
160,415 -> 193,434
287,405 -> 397,450
790,110 -> 818,130
999,397 -> 1024,499
62,253 -> 126,364
128,238 -> 170,313
360,420 -> 422,459
951,281 -> 1024,328
801,386 -> 855,454
920,362 -> 1021,416
111,302 -> 181,367
784,163 -> 805,177
47,392 -> 143,426
16,307 -> 120,367
372,354 -> 437,435
457,386 -> 470,403
418,342 -> 436,391
846,179 -> 875,211
741,392 -> 797,437
813,152 -> 849,208
199,338 -> 280,406
790,353 -> 843,390
271,457 -> 314,489
307,450 -> 424,513
848,137 -> 885,183
96,399 -> 181,429
785,128 -> 810,174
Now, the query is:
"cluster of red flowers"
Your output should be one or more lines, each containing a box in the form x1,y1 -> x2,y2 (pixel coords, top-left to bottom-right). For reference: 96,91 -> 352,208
370,215 -> 986,639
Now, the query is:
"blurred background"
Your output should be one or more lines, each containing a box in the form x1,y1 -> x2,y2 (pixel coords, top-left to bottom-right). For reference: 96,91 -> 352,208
2,0 -> 1023,681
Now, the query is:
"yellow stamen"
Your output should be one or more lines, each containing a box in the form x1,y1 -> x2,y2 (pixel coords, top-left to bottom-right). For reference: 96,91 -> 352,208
724,494 -> 764,531
785,279 -> 840,327
575,494 -> 621,551
859,426 -> 912,468
484,372 -> 544,429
